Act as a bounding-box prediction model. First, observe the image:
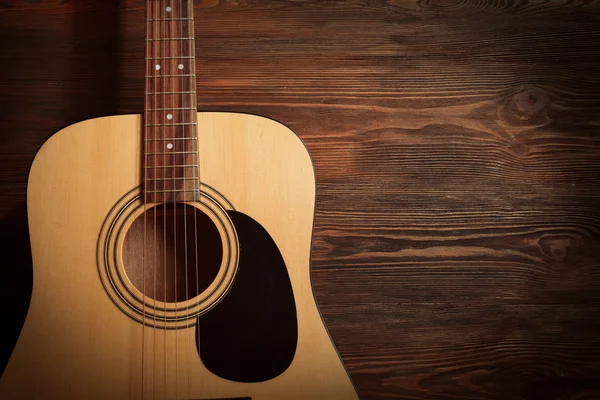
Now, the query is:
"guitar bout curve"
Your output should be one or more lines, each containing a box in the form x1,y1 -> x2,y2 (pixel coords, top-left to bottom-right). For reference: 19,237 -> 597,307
0,112 -> 359,399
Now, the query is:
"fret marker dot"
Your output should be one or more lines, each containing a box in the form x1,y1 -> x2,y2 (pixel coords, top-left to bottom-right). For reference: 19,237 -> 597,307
166,6 -> 172,12
167,143 -> 174,150
155,64 -> 161,71
178,64 -> 184,70
166,114 -> 173,120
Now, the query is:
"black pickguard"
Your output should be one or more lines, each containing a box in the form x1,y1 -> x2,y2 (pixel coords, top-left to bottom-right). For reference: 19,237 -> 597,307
197,211 -> 297,383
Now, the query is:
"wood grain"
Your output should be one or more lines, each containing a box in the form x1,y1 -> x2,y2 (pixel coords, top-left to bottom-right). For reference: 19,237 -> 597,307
1,0 -> 600,398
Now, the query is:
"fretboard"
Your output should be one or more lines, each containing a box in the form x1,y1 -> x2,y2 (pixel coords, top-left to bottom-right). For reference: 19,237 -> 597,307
144,0 -> 198,203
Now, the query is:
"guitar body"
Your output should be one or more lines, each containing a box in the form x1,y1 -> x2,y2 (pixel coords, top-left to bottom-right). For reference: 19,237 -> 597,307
0,112 -> 358,400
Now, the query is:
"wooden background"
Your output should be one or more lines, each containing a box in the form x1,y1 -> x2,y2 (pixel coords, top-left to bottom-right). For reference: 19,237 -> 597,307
1,0 -> 600,398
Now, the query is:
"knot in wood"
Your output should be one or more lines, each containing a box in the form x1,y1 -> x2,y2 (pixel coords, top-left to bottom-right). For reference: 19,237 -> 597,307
498,87 -> 552,130
512,88 -> 550,119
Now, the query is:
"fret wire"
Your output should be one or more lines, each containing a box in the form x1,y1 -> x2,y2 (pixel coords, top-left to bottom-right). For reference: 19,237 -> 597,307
146,107 -> 196,111
144,138 -> 197,141
146,74 -> 194,78
146,18 -> 193,21
146,151 -> 198,155
146,38 -> 194,41
146,189 -> 200,193
145,177 -> 198,181
145,164 -> 198,169
145,122 -> 197,127
147,56 -> 194,60
146,91 -> 195,95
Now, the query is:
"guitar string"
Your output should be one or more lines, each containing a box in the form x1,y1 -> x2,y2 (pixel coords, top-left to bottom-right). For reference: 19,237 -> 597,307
142,3 -> 150,398
170,1 -> 180,398
153,2 -> 159,398
178,0 -> 192,397
161,7 -> 168,399
147,3 -> 157,398
190,1 -> 202,398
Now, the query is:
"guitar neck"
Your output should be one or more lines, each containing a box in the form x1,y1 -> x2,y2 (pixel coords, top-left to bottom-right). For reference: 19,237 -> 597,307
144,0 -> 198,203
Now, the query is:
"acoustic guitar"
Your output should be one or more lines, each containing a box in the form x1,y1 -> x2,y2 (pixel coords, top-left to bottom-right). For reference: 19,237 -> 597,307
0,1 -> 358,399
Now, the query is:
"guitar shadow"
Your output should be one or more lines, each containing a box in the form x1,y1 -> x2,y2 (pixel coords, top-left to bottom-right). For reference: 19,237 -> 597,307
0,0 -> 122,377
0,204 -> 32,376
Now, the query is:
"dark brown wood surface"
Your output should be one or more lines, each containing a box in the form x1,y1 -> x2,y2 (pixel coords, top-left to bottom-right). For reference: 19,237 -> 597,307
2,0 -> 600,399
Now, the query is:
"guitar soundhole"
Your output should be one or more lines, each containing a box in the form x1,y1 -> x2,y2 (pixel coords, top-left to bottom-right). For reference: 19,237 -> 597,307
122,203 -> 223,303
